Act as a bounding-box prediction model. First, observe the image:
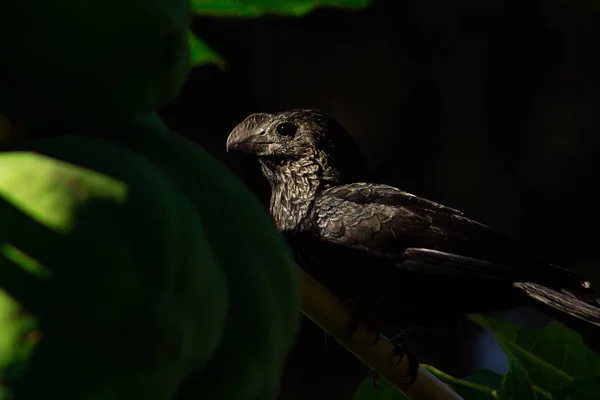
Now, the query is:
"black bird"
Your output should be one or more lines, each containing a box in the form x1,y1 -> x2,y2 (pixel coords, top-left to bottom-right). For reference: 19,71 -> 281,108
226,109 -> 600,379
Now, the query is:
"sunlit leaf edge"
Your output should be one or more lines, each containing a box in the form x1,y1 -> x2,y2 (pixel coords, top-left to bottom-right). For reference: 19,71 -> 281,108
188,32 -> 226,69
191,0 -> 375,18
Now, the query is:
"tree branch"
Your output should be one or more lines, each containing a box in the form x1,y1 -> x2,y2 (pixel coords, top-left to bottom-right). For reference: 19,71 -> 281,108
297,265 -> 464,400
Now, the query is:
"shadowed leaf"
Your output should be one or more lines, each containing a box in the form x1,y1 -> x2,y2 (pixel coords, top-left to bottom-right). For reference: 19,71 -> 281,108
354,366 -> 501,400
553,375 -> 600,400
424,365 -> 499,400
466,368 -> 503,391
470,314 -> 600,399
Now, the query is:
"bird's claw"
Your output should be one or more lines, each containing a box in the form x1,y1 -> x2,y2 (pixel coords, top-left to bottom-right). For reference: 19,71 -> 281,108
390,335 -> 419,385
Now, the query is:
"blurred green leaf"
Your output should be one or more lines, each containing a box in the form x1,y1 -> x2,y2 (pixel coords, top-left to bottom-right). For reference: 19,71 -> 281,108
0,386 -> 12,400
188,32 -> 226,69
470,314 -> 600,399
191,0 -> 374,18
188,0 -> 374,67
0,290 -> 37,379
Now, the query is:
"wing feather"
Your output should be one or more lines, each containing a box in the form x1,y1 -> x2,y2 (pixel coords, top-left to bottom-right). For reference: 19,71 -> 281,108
310,183 -> 584,289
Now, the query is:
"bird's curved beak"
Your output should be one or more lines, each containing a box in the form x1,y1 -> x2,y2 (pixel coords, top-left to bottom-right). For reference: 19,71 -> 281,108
226,113 -> 273,154
225,128 -> 251,153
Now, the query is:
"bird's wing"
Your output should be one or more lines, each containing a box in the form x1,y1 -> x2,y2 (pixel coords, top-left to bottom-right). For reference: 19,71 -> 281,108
320,182 -> 465,216
311,183 -> 582,287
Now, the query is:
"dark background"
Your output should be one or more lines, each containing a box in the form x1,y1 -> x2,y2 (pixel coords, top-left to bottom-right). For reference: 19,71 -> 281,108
159,0 -> 600,398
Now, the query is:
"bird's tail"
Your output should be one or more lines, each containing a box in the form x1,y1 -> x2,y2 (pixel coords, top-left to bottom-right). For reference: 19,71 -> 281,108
513,281 -> 600,328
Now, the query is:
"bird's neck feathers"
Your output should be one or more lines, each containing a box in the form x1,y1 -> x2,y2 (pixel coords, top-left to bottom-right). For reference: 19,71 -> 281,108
259,151 -> 339,231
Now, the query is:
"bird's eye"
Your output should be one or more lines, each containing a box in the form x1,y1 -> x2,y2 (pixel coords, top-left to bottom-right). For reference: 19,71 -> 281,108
276,122 -> 297,136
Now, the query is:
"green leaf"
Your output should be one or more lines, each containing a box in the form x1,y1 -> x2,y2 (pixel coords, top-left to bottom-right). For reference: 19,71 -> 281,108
191,0 -> 374,18
0,290 -> 38,380
498,351 -> 540,400
188,32 -> 226,69
354,367 -> 500,400
466,368 -> 503,391
470,314 -> 600,399
553,376 -> 600,400
423,365 -> 499,400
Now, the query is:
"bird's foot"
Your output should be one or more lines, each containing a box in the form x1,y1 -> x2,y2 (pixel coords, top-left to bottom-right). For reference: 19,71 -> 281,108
390,334 -> 419,385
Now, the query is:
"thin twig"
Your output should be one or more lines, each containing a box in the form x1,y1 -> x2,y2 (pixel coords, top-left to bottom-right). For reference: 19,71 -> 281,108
298,265 -> 464,400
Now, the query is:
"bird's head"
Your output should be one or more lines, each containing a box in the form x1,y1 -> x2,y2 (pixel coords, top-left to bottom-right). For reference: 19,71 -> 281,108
226,109 -> 370,184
